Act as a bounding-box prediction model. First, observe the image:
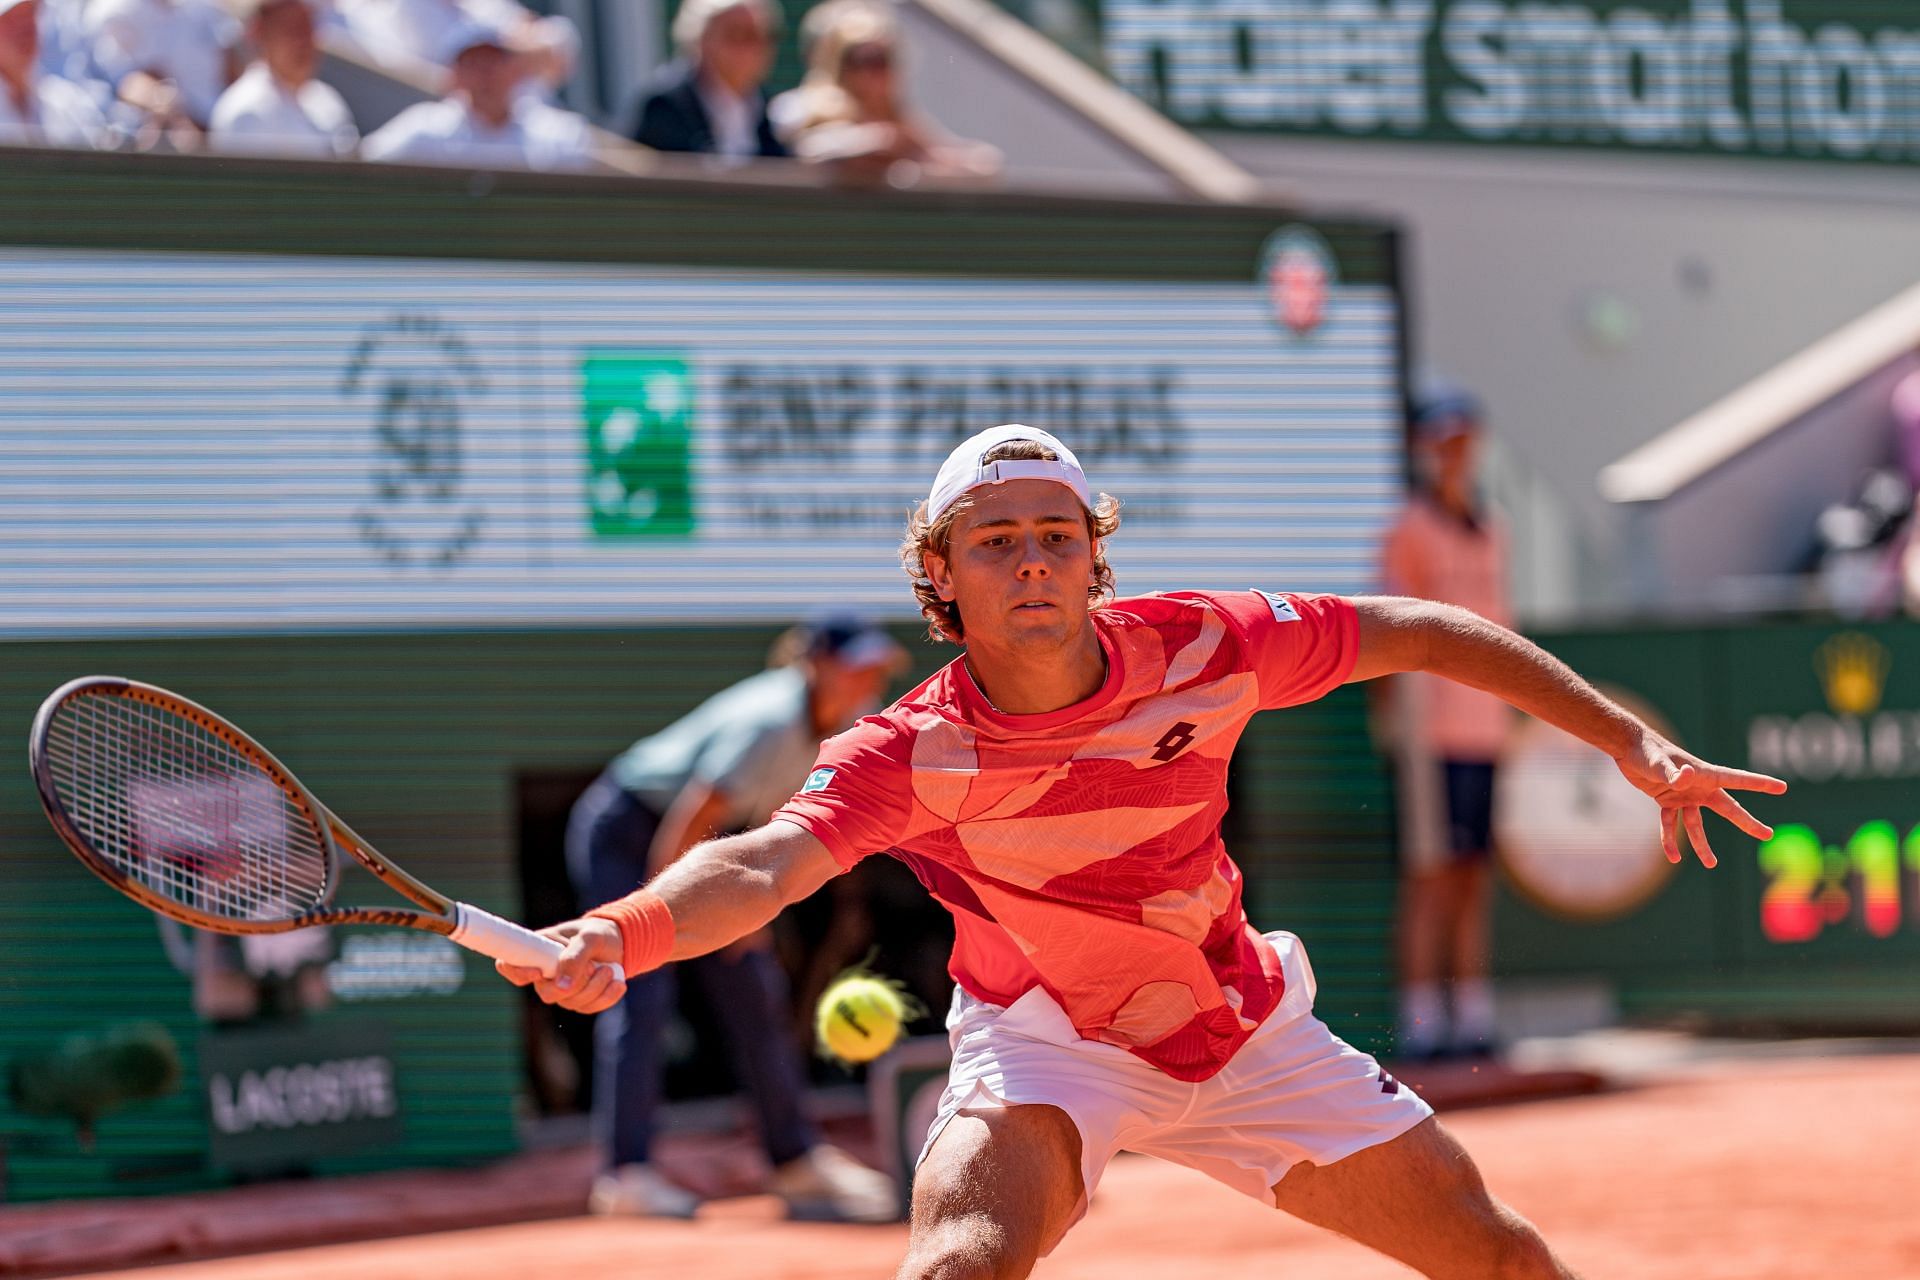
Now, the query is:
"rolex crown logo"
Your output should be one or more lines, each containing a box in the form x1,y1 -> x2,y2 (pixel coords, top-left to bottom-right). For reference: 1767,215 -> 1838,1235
1816,633 -> 1890,717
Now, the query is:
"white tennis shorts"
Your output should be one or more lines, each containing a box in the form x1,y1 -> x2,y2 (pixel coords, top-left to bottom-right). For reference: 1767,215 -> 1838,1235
917,931 -> 1433,1247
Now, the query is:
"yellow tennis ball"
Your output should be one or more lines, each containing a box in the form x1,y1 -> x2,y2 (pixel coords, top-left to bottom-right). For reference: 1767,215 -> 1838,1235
816,975 -> 906,1064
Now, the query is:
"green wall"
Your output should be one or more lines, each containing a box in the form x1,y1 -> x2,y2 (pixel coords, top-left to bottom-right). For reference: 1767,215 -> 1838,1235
0,147 -> 1398,288
1501,619 -> 1920,1028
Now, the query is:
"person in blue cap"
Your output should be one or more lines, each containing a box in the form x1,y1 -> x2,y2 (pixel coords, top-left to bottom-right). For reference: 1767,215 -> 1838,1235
567,614 -> 907,1221
1378,384 -> 1513,1062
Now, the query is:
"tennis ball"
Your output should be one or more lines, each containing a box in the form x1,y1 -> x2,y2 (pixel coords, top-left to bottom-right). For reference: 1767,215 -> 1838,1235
815,974 -> 907,1064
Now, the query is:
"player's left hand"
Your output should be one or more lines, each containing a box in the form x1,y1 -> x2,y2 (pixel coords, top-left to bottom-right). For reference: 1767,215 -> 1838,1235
1611,732 -> 1787,868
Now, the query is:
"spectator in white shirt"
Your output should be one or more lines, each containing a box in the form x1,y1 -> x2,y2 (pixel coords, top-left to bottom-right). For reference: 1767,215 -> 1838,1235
0,0 -> 108,147
210,0 -> 356,157
360,15 -> 591,171
87,0 -> 240,144
36,0 -> 104,88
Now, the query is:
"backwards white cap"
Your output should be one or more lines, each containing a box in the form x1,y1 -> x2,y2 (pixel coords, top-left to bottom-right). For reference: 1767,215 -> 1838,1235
926,425 -> 1092,523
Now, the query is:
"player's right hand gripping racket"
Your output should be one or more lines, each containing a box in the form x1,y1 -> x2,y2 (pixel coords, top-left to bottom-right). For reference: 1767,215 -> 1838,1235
29,676 -> 617,983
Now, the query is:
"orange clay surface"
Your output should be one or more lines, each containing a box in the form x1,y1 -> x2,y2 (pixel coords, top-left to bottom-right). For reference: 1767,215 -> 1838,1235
80,1053 -> 1920,1280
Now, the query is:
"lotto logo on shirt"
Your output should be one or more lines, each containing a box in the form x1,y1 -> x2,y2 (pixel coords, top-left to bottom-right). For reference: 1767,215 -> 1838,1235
802,768 -> 836,793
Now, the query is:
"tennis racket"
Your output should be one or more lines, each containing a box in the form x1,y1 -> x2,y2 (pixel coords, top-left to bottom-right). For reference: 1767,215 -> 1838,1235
29,676 -> 612,981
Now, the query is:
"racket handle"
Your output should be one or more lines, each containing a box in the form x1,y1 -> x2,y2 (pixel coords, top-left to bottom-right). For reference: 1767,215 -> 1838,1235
450,903 -> 627,984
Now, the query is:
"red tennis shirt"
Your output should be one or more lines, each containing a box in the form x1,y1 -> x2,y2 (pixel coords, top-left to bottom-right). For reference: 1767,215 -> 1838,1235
773,589 -> 1359,1082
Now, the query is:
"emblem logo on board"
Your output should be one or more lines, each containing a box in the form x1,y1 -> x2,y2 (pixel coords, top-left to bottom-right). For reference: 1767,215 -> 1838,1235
342,312 -> 487,569
583,352 -> 696,539
1816,632 -> 1889,717
1258,226 -> 1336,338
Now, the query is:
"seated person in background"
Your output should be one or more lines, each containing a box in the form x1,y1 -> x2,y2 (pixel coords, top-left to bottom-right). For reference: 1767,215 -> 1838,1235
87,0 -> 241,145
360,15 -> 591,170
35,0 -> 113,101
341,0 -> 576,100
476,0 -> 578,103
771,0 -> 999,181
210,0 -> 357,157
0,0 -> 108,146
633,0 -> 785,160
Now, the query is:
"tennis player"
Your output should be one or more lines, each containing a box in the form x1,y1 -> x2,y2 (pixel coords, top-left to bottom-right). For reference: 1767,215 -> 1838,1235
503,425 -> 1785,1278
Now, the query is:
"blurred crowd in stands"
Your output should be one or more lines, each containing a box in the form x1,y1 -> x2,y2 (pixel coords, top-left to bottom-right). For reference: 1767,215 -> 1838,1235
0,0 -> 1000,178
1813,368 -> 1920,619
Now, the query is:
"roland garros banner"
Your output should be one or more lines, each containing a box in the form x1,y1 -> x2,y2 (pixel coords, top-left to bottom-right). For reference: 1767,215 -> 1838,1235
0,242 -> 1401,636
1102,0 -> 1920,165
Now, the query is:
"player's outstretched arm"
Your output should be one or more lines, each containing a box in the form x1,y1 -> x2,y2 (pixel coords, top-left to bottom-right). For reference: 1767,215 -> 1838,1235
496,820 -> 842,1013
1345,595 -> 1787,869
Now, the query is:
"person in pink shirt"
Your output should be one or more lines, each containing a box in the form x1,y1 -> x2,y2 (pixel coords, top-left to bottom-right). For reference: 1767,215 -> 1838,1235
1379,386 -> 1512,1060
503,424 -> 1782,1279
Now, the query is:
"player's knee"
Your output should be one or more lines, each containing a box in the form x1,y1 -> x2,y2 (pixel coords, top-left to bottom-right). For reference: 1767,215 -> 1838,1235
1483,1208 -> 1561,1279
896,1215 -> 1037,1280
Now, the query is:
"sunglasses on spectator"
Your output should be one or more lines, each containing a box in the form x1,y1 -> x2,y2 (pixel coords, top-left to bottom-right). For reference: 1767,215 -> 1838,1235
843,45 -> 893,70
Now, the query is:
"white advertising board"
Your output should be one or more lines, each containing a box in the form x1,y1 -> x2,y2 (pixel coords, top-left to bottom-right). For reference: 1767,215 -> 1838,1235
0,246 -> 1401,634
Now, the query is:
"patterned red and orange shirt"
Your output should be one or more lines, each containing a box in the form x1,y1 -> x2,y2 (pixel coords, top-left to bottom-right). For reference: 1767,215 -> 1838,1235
772,589 -> 1359,1082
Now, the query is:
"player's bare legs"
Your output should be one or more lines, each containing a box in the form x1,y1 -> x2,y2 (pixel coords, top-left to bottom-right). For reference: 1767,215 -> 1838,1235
1272,1116 -> 1579,1279
896,1103 -> 1084,1280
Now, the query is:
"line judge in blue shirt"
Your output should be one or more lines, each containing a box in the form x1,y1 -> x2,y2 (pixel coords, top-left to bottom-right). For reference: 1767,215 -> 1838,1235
567,614 -> 905,1221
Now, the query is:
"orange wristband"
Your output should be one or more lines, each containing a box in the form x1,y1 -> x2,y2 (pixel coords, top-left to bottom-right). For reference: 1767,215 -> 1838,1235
585,888 -> 675,977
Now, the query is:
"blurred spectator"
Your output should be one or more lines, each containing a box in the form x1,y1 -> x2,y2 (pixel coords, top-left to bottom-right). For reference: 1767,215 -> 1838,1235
87,0 -> 241,144
360,15 -> 592,170
35,0 -> 109,92
1815,465 -> 1912,617
341,0 -> 576,99
209,0 -> 357,157
1377,385 -> 1512,1062
304,0 -> 376,62
633,0 -> 784,160
772,0 -> 998,181
0,0 -> 108,146
567,615 -> 904,1222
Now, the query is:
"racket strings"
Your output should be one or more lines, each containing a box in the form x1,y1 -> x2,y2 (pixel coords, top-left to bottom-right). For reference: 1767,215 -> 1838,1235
44,693 -> 331,923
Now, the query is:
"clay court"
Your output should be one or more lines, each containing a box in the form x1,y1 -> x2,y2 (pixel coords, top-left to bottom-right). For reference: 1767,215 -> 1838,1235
55,1049 -> 1918,1280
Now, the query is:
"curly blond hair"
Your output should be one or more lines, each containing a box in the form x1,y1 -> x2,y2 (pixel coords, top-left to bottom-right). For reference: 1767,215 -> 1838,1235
899,439 -> 1122,644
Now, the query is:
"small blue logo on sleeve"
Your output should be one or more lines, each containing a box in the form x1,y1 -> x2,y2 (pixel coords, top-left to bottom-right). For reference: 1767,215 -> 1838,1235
1257,591 -> 1300,623
802,767 -> 836,793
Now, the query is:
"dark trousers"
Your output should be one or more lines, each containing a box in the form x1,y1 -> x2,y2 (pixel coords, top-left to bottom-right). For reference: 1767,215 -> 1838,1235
566,774 -> 816,1170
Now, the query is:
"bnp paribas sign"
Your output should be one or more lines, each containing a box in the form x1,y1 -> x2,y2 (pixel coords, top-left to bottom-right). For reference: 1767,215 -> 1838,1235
1105,0 -> 1920,165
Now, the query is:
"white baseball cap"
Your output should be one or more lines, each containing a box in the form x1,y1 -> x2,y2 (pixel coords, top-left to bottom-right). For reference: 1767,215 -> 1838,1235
926,425 -> 1092,524
438,14 -> 512,64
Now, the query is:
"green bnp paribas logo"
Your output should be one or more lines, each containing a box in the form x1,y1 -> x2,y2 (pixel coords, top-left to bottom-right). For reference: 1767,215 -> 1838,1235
583,352 -> 695,538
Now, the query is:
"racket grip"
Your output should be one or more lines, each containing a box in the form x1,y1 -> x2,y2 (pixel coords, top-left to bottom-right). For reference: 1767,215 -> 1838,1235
450,903 -> 627,984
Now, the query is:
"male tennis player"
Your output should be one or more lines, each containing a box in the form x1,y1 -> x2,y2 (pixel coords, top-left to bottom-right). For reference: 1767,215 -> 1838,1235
504,425 -> 1785,1278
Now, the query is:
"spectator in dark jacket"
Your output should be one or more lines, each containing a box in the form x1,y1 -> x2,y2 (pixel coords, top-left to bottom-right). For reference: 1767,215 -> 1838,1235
632,0 -> 784,159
